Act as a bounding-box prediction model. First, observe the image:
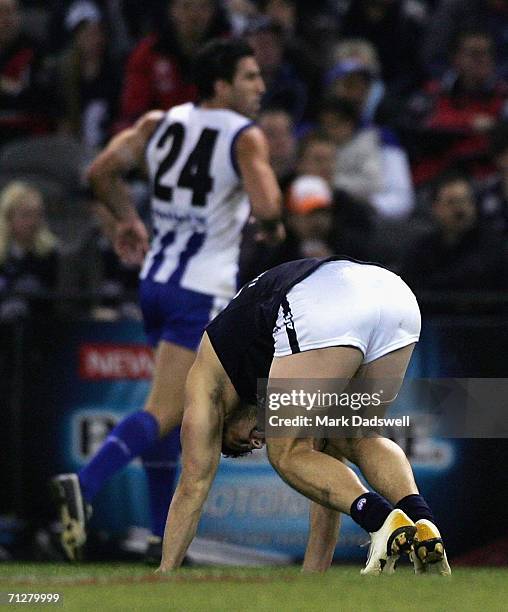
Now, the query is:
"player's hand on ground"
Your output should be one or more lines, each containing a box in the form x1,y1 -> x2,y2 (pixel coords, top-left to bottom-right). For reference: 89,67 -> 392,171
114,217 -> 149,266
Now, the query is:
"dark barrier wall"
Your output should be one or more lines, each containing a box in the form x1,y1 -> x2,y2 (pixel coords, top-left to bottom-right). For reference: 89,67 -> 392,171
1,315 -> 507,559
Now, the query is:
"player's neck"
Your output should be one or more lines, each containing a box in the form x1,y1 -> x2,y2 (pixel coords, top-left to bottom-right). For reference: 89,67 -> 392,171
200,97 -> 231,112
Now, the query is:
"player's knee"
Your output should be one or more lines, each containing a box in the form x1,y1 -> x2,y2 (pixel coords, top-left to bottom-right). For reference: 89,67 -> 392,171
267,439 -> 309,475
341,437 -> 363,465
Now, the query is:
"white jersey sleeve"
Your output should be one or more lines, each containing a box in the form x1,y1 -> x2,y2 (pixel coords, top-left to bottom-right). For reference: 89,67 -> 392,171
141,102 -> 254,298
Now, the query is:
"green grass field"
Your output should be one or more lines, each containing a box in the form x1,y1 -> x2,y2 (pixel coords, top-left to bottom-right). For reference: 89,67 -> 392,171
0,564 -> 507,611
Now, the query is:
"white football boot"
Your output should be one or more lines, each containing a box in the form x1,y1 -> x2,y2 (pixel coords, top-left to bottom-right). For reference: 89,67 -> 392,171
361,509 -> 417,576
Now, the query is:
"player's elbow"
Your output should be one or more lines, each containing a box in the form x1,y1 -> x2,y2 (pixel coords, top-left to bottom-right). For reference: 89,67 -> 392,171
86,158 -> 109,189
179,470 -> 212,499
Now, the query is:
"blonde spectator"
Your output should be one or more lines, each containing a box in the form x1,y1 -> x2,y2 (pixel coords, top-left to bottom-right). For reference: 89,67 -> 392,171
0,182 -> 59,319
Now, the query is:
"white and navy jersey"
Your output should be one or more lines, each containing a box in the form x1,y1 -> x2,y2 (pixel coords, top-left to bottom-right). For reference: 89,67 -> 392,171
141,102 -> 253,298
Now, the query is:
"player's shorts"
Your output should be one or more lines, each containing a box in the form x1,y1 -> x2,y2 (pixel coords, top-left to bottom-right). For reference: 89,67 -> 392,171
140,278 -> 229,349
273,260 -> 421,363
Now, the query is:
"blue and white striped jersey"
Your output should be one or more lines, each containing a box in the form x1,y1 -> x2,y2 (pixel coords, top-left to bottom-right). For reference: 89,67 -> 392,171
141,102 -> 253,298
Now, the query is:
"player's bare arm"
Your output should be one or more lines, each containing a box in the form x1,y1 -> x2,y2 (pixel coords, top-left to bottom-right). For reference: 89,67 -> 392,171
302,439 -> 342,573
303,501 -> 341,573
87,110 -> 164,264
236,126 -> 285,243
158,340 -> 225,571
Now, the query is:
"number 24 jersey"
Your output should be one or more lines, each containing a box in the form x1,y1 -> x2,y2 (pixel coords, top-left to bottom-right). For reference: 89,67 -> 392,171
142,102 -> 253,298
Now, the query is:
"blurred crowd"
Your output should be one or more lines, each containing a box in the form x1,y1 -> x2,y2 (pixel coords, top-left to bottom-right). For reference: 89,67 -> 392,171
0,0 -> 507,321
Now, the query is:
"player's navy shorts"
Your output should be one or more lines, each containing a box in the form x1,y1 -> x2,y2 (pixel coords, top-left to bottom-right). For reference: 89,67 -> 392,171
140,278 -> 229,349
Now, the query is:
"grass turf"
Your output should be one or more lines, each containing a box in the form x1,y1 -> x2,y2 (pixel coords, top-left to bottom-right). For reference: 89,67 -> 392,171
0,564 -> 506,611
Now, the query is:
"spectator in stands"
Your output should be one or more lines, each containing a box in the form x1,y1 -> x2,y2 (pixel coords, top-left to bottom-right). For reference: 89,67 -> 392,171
0,182 -> 59,320
55,1 -> 120,148
337,0 -> 426,96
296,132 -> 336,185
401,172 -> 507,291
225,0 -> 259,36
0,0 -> 53,144
422,0 -> 508,79
48,0 -> 154,58
327,38 -> 397,128
245,17 -> 307,125
258,107 -> 297,190
325,39 -> 414,219
317,96 -> 383,203
478,121 -> 508,234
285,174 -> 334,258
117,0 -> 230,127
258,0 -> 324,118
405,28 -> 508,186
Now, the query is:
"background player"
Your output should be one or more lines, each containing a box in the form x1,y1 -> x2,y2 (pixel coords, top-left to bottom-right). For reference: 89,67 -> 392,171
157,257 -> 451,576
52,38 -> 284,561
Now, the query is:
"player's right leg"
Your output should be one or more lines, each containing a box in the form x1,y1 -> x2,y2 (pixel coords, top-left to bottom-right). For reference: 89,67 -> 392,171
326,344 -> 451,575
358,344 -> 450,575
266,345 -> 417,575
51,339 -> 195,561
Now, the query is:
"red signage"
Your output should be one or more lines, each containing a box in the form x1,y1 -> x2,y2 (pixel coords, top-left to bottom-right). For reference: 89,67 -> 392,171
79,344 -> 154,380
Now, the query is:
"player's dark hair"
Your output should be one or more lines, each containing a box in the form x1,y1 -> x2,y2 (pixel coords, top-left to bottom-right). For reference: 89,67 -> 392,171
193,38 -> 255,101
221,403 -> 258,458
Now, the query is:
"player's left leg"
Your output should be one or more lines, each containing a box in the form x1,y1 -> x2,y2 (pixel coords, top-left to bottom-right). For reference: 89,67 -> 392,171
138,288 -> 228,556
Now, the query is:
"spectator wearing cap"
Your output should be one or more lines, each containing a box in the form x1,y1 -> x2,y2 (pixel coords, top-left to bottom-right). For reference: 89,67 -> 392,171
246,16 -> 308,125
0,0 -> 54,144
47,0 -> 148,59
401,171 -> 508,292
327,38 -> 401,128
286,174 -> 334,258
55,0 -> 121,148
285,173 -> 376,262
324,38 -> 415,220
117,0 -> 230,127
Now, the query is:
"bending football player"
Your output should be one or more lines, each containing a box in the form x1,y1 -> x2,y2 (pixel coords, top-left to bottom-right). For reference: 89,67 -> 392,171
158,257 -> 451,575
